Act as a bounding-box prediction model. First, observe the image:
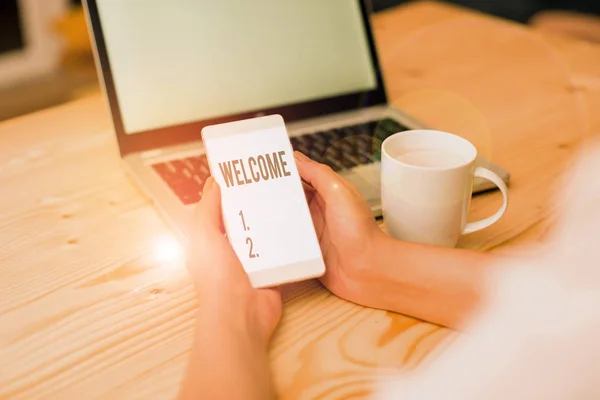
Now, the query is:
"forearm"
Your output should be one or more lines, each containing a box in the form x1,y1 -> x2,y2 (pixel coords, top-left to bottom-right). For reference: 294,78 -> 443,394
357,233 -> 496,329
178,308 -> 275,400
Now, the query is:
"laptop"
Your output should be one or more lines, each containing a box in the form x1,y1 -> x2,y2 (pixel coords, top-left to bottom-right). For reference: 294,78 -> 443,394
83,0 -> 510,241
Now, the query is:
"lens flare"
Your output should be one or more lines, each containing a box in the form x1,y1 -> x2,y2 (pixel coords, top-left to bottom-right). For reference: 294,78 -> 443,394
153,234 -> 184,264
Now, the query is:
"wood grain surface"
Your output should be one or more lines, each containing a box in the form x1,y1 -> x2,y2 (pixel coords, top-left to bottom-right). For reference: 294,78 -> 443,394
1,2 -> 600,399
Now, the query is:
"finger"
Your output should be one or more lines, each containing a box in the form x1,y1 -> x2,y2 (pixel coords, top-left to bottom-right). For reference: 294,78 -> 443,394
188,178 -> 246,283
257,286 -> 283,335
192,177 -> 225,237
258,286 -> 282,301
188,177 -> 226,265
294,151 -> 353,200
302,180 -> 316,203
302,179 -> 314,192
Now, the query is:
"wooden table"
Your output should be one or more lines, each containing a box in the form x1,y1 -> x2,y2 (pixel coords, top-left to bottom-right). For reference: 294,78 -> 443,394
2,2 -> 600,399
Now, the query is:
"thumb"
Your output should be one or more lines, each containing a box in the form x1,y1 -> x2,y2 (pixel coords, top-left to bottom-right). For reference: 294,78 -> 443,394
294,151 -> 357,199
192,176 -> 224,236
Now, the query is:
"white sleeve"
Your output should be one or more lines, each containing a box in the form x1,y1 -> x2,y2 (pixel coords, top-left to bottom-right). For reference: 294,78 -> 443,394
377,145 -> 600,400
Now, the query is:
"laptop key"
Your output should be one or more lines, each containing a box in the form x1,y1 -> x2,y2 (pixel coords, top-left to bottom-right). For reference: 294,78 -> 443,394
178,190 -> 201,205
380,118 -> 408,135
187,156 -> 204,173
187,156 -> 211,178
312,139 -> 326,153
152,163 -> 174,181
309,148 -> 323,163
314,131 -> 329,144
290,136 -> 311,156
338,139 -> 355,155
353,123 -> 372,137
323,130 -> 341,143
341,152 -> 358,169
290,136 -> 301,149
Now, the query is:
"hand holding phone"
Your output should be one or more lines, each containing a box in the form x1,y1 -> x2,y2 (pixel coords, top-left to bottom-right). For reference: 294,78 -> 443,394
201,115 -> 325,288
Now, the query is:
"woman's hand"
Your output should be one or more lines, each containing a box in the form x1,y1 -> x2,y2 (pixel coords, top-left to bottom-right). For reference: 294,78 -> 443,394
295,151 -> 492,328
187,176 -> 282,345
294,151 -> 388,304
179,176 -> 281,400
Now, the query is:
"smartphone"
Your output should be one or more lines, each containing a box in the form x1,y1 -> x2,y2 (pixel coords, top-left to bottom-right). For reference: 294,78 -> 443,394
201,114 -> 325,288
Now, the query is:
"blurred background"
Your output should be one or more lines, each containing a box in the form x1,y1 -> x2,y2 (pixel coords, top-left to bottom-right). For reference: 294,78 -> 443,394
1,0 -> 598,123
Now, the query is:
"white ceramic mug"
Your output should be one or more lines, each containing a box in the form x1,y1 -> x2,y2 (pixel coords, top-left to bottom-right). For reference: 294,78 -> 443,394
381,130 -> 509,247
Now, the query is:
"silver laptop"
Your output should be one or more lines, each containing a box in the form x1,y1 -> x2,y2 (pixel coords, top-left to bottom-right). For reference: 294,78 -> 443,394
83,0 -> 509,241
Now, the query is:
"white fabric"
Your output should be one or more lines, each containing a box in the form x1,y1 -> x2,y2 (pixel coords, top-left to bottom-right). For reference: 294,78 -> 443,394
378,143 -> 600,400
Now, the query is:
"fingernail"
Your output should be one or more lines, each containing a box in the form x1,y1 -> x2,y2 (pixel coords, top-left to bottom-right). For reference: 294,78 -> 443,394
294,151 -> 309,163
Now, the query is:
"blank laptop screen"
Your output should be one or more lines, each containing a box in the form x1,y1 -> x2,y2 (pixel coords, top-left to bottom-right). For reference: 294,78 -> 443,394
96,0 -> 378,135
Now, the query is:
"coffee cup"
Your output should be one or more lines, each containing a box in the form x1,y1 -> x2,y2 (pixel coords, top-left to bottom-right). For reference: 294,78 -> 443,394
381,130 -> 508,247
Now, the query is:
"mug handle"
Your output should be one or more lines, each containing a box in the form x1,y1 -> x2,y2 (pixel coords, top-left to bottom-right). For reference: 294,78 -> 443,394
463,167 -> 509,235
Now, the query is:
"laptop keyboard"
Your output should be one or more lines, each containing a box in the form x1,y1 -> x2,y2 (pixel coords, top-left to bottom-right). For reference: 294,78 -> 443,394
151,118 -> 409,205
151,155 -> 211,205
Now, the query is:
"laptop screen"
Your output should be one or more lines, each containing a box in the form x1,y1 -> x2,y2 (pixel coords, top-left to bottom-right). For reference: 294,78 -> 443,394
95,0 -> 378,135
